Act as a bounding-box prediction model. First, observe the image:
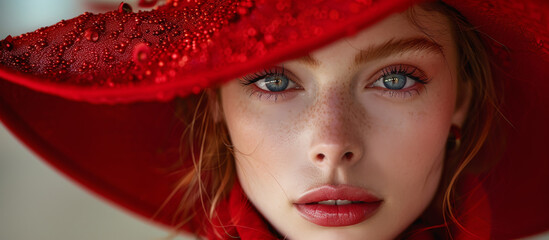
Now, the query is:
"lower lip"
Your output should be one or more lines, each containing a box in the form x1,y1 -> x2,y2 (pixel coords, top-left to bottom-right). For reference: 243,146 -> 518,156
295,202 -> 381,227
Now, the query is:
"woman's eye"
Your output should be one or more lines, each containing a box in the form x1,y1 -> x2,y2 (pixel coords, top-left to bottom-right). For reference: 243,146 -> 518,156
240,67 -> 302,101
369,65 -> 429,92
372,73 -> 416,90
254,74 -> 297,92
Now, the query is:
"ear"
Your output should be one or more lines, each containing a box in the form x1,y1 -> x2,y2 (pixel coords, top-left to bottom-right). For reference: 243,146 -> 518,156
205,88 -> 223,123
451,80 -> 472,126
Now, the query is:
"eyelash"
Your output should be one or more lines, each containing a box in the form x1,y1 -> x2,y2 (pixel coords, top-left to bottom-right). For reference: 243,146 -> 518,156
370,64 -> 430,98
239,66 -> 301,102
240,66 -> 286,84
240,64 -> 430,101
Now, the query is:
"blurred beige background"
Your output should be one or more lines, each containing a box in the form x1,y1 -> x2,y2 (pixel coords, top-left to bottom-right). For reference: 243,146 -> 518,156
0,1 -> 190,239
0,0 -> 548,240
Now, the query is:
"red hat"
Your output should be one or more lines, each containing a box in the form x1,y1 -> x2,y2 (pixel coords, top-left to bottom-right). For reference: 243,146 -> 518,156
1,0 -> 548,239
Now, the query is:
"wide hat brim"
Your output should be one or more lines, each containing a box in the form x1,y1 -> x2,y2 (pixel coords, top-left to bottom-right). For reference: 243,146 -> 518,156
1,0 -> 549,238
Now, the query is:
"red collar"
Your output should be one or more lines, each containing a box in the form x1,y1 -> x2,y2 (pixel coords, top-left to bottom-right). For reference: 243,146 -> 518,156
203,176 -> 491,239
206,181 -> 278,239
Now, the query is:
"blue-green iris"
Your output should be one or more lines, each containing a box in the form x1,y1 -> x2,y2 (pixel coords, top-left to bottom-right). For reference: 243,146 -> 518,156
383,74 -> 407,90
265,75 -> 289,92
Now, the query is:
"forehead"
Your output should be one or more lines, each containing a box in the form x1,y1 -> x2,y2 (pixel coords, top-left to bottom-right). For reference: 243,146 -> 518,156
352,7 -> 451,46
302,7 -> 453,65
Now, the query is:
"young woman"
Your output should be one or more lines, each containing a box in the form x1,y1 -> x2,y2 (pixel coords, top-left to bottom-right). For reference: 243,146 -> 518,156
0,0 -> 548,239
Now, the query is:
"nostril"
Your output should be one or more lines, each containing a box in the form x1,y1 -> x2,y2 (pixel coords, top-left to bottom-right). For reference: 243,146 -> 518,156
344,152 -> 353,160
316,153 -> 325,161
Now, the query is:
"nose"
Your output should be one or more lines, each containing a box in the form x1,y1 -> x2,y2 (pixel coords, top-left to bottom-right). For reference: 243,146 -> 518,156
307,88 -> 364,169
309,143 -> 362,168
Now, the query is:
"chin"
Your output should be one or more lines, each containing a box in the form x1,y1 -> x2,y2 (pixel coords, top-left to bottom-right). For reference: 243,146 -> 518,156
275,217 -> 403,240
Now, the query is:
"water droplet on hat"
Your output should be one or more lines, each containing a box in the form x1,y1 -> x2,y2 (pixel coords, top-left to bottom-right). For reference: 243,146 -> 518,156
155,74 -> 167,83
276,1 -> 290,11
247,27 -> 257,36
118,2 -> 133,13
156,91 -> 174,101
133,43 -> 151,65
114,42 -> 128,53
84,28 -> 99,42
536,37 -> 545,48
2,35 -> 14,50
168,70 -> 176,77
37,37 -> 48,48
237,6 -> 250,16
107,79 -> 115,87
264,34 -> 275,44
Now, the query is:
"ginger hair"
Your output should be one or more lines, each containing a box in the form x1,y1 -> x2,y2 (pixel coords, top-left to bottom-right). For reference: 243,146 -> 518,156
406,2 -> 503,238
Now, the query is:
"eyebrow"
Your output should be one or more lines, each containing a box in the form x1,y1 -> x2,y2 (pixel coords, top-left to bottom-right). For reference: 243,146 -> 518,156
354,37 -> 444,65
294,37 -> 444,68
296,54 -> 320,68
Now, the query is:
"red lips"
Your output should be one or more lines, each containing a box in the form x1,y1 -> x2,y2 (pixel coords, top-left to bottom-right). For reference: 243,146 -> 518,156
294,185 -> 382,227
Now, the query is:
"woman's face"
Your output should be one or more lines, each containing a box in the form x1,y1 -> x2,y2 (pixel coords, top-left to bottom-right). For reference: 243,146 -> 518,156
221,6 -> 467,239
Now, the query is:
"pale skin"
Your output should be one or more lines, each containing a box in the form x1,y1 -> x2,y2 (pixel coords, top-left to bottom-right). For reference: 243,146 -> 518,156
219,6 -> 469,240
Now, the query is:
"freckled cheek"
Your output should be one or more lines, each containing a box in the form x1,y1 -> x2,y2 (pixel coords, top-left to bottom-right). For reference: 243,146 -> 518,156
222,100 -> 310,211
221,88 -> 305,186
363,93 -> 454,194
382,116 -> 447,188
225,104 -> 295,159
222,84 -> 265,154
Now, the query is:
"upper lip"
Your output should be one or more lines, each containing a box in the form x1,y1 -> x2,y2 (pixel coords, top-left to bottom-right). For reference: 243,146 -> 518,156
294,185 -> 382,204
